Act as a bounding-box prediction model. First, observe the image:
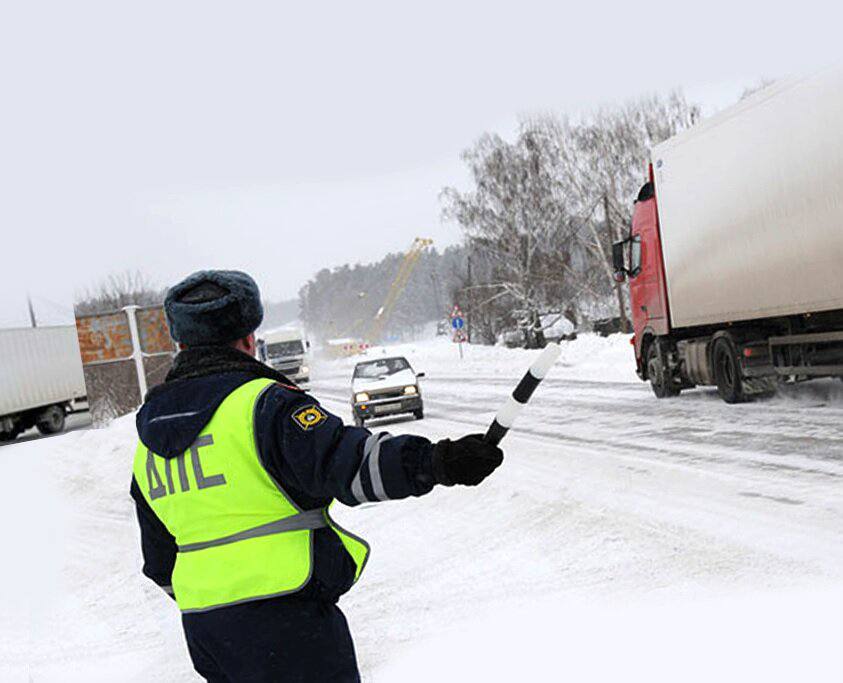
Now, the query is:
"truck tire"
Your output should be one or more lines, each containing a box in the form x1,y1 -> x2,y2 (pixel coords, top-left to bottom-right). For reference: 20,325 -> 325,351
712,338 -> 747,404
353,415 -> 364,428
646,343 -> 680,399
413,409 -> 424,420
36,405 -> 66,435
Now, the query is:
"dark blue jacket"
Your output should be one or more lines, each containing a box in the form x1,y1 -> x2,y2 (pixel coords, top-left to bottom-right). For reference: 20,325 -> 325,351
130,349 -> 436,603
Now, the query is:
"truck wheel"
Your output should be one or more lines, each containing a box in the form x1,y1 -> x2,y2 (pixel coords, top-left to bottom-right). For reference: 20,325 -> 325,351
646,343 -> 680,399
713,339 -> 747,404
413,409 -> 424,420
36,405 -> 66,435
353,415 -> 364,428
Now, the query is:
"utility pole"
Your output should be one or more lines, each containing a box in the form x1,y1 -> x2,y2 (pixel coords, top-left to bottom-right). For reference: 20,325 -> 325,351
27,295 -> 37,328
430,271 -> 444,325
603,194 -> 630,332
466,255 -> 473,344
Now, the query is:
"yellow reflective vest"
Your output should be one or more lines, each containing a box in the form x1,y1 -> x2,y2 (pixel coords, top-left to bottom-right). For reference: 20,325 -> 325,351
132,377 -> 369,613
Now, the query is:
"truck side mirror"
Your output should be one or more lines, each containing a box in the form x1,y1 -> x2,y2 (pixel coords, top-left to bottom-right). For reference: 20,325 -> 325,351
612,241 -> 628,282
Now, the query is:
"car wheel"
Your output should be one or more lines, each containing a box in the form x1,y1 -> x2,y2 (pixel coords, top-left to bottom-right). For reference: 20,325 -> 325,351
37,405 -> 66,435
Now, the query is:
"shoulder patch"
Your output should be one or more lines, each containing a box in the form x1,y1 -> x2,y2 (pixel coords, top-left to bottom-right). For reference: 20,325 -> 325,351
292,404 -> 328,431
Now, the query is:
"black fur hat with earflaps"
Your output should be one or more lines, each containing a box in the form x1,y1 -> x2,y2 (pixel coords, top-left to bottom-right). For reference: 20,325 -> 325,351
164,270 -> 264,346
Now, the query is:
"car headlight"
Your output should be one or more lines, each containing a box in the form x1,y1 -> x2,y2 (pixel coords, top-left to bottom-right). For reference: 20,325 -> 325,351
355,392 -> 370,402
403,385 -> 417,395
300,366 -> 309,375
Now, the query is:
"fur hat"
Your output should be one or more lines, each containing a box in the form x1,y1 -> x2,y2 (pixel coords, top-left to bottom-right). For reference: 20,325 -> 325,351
165,270 -> 263,346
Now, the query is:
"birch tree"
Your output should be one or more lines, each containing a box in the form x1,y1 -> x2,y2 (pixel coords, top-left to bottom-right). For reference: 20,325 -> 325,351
519,93 -> 701,331
442,92 -> 701,343
441,125 -> 578,348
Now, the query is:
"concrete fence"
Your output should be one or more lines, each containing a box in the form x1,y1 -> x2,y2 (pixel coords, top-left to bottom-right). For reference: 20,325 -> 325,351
76,305 -> 175,421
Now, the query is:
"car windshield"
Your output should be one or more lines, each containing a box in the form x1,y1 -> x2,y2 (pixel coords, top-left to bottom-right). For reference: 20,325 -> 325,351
266,340 -> 304,357
354,357 -> 411,379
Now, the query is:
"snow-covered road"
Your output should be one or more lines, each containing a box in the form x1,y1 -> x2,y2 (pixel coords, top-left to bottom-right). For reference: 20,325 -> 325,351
0,410 -> 92,448
3,335 -> 841,681
315,336 -> 843,678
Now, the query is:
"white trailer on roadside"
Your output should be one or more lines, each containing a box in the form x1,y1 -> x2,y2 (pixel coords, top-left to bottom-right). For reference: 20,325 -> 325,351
0,325 -> 87,440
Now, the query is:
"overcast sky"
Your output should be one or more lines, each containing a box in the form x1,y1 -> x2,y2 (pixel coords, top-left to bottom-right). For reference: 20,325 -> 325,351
1,0 -> 840,327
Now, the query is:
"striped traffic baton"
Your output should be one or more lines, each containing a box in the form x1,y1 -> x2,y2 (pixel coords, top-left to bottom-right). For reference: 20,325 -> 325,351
484,342 -> 562,445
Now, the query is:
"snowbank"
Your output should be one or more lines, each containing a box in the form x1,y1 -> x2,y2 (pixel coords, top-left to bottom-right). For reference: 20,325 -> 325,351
0,416 -> 196,682
379,588 -> 843,682
319,333 -> 638,385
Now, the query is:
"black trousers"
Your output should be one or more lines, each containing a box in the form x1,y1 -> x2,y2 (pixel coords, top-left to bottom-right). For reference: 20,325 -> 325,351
182,597 -> 361,682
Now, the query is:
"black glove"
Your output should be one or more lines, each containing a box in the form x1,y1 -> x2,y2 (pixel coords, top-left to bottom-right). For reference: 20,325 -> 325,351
431,434 -> 503,486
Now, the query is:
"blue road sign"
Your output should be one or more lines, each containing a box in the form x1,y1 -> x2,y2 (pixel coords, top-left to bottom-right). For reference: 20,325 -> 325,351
451,317 -> 464,330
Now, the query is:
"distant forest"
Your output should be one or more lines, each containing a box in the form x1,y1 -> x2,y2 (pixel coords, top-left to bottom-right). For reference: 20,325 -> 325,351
298,245 -> 467,343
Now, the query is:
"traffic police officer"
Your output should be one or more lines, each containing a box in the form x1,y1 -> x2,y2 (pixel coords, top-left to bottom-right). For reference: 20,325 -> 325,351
130,270 -> 504,682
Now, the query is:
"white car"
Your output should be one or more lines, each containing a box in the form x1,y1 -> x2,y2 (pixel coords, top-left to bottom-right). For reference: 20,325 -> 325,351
351,356 -> 424,427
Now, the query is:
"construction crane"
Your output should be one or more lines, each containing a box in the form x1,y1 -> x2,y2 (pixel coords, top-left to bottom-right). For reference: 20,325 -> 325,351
367,237 -> 433,344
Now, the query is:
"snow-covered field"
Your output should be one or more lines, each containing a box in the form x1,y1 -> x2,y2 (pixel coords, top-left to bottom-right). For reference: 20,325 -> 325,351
3,334 -> 842,681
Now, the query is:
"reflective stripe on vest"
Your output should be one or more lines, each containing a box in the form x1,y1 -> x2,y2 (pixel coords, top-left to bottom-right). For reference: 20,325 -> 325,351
177,508 -> 328,553
132,377 -> 370,612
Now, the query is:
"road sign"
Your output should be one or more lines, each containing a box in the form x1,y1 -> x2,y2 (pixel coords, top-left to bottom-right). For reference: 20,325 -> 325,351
450,304 -> 466,356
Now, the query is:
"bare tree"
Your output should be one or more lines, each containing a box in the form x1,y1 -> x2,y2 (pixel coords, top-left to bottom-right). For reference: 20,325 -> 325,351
557,92 -> 700,218
441,124 -> 580,348
550,92 -> 701,328
74,270 -> 166,316
442,93 -> 701,343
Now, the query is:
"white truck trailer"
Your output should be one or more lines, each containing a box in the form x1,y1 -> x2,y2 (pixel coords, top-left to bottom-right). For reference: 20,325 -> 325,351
0,325 -> 87,440
613,68 -> 843,402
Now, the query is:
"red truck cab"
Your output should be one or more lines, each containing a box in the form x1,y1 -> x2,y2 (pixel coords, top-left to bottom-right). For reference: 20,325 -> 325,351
615,169 -> 672,380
